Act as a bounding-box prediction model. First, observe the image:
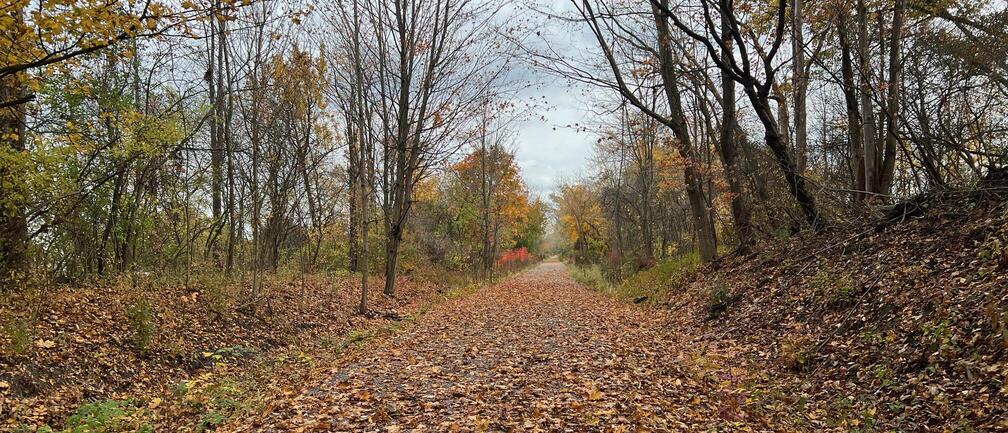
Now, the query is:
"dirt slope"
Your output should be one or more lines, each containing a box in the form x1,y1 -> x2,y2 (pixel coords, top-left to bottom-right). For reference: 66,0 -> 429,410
662,193 -> 1008,431
0,273 -> 434,430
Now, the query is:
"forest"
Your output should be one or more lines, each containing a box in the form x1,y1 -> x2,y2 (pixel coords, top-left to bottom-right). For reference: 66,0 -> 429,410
1,0 -> 1007,431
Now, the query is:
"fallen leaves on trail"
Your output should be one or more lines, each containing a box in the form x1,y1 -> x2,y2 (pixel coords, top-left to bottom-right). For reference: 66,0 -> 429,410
229,193 -> 1008,432
227,262 -> 735,432
14,196 -> 1003,431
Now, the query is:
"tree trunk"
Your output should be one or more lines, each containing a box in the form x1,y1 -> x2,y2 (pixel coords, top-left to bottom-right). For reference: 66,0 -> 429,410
857,0 -> 879,198
651,0 -> 717,262
350,0 -> 370,314
98,172 -> 126,275
479,122 -> 493,280
0,98 -> 27,284
792,0 -> 808,174
358,167 -> 369,313
838,9 -> 866,203
206,7 -> 224,262
614,118 -> 626,271
719,14 -> 753,253
383,224 -> 401,296
347,121 -> 359,273
750,95 -> 822,229
879,0 -> 904,196
221,14 -> 236,275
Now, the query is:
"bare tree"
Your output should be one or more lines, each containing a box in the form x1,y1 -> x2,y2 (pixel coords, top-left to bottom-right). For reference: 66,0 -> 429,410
570,0 -> 719,262
649,0 -> 823,229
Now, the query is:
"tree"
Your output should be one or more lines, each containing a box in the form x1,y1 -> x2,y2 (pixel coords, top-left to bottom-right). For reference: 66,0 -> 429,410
717,10 -> 752,253
792,0 -> 808,174
571,0 -> 719,262
649,0 -> 823,229
552,181 -> 605,265
452,134 -> 527,280
0,4 -> 28,283
360,0 -> 515,295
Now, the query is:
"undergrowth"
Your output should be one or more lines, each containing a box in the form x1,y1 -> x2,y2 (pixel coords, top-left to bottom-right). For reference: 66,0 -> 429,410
17,399 -> 153,433
126,299 -> 154,353
610,253 -> 700,304
569,264 -> 610,292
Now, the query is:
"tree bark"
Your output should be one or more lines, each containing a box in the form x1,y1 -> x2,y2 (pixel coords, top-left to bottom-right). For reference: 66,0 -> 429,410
221,13 -> 236,275
838,9 -> 865,203
347,113 -> 360,273
0,5 -> 28,284
792,0 -> 808,174
383,222 -> 402,296
718,14 -> 753,253
857,0 -> 879,198
879,0 -> 904,196
748,91 -> 821,229
650,0 -> 717,262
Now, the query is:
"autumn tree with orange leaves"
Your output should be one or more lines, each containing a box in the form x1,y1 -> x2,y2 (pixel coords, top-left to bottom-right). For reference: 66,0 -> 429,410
452,142 -> 530,280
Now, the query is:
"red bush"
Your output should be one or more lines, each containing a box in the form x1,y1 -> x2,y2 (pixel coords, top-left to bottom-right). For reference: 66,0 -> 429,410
496,247 -> 532,268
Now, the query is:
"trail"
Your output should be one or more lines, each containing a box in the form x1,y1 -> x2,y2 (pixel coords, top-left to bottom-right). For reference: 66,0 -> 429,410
237,260 -> 729,432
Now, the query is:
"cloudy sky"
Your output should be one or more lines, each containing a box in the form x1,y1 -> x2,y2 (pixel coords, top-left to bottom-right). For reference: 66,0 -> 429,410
507,1 -> 601,199
512,85 -> 594,199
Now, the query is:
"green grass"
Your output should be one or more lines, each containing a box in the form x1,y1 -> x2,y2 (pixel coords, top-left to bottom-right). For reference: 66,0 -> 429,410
569,264 -> 610,291
17,398 -> 154,433
610,253 -> 700,304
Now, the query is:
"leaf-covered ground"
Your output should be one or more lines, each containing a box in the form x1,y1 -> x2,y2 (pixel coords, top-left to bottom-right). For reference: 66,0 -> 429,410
663,194 -> 1008,432
226,261 -> 746,432
0,272 -> 437,430
6,195 -> 1005,432
228,191 -> 1008,432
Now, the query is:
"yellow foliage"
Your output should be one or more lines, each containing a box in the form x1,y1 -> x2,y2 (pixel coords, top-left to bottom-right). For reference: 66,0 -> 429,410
551,182 -> 603,245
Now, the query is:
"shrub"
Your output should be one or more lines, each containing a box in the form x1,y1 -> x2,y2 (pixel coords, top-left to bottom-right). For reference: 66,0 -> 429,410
985,302 -> 1008,347
614,253 -> 700,304
570,264 -> 609,291
126,300 -> 155,353
177,374 -> 249,433
779,334 -> 814,372
920,318 -> 960,363
62,399 -> 152,433
811,268 -> 856,307
201,278 -> 233,316
194,379 -> 245,433
496,247 -> 533,271
2,285 -> 44,356
706,282 -> 736,319
2,315 -> 32,355
979,232 -> 1008,275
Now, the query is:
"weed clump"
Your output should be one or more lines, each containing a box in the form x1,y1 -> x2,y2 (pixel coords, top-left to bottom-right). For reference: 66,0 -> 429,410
810,267 -> 856,308
35,399 -> 155,433
611,253 -> 700,304
2,316 -> 32,355
570,264 -> 609,292
779,334 -> 814,372
706,282 -> 736,319
127,300 -> 155,353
